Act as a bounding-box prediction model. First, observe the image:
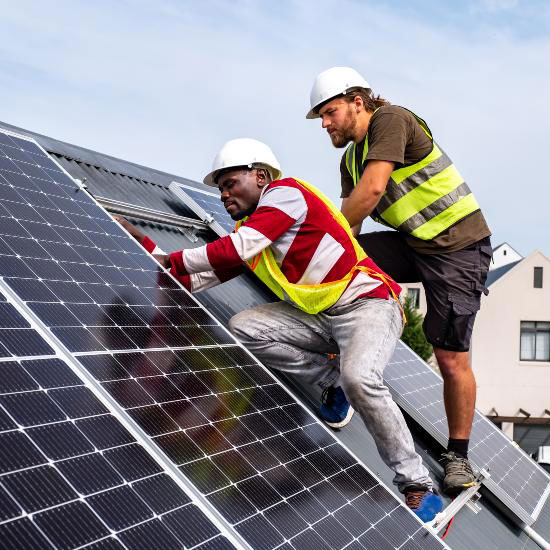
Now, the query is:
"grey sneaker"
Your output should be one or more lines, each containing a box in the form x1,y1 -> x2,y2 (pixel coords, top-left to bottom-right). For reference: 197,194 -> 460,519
440,451 -> 476,496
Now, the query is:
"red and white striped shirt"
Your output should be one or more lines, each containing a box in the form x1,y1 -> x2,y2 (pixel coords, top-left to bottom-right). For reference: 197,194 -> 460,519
149,178 -> 400,307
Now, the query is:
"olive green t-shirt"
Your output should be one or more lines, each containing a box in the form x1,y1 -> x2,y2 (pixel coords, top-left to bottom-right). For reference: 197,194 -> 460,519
340,105 -> 491,254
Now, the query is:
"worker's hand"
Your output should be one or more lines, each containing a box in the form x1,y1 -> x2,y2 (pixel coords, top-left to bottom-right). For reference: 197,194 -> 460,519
153,254 -> 171,269
113,215 -> 145,242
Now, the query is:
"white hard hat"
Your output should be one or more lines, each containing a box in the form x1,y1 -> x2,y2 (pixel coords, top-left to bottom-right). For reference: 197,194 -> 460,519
203,138 -> 282,187
306,66 -> 371,119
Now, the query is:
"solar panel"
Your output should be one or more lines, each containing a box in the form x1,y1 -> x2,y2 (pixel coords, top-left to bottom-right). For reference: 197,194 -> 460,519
0,280 -> 232,549
386,341 -> 550,525
169,162 -> 550,526
169,182 -> 235,235
0,129 -> 449,548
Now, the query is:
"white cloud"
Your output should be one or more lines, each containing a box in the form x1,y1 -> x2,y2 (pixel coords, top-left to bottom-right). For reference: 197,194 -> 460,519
0,0 -> 548,255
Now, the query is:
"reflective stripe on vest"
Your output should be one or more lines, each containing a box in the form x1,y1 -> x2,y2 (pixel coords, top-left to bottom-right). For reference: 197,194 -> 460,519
345,108 -> 480,240
235,178 -> 400,315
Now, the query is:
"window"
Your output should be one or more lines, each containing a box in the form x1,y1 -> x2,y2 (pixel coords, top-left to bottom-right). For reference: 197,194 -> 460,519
407,288 -> 420,309
534,267 -> 543,289
520,321 -> 550,361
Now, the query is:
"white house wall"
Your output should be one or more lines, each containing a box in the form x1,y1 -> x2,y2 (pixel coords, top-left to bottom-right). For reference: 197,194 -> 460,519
491,243 -> 523,271
471,251 -> 550,417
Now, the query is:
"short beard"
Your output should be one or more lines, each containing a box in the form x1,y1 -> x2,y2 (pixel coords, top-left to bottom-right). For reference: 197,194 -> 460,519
230,205 -> 256,221
330,106 -> 357,148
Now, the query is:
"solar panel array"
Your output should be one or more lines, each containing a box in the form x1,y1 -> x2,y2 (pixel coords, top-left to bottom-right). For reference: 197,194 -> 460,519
169,183 -> 235,235
0,288 -> 233,549
0,130 -> 448,549
174,168 -> 550,527
386,341 -> 550,524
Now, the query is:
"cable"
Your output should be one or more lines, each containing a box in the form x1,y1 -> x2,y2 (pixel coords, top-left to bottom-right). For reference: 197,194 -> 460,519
441,515 -> 455,540
441,496 -> 456,540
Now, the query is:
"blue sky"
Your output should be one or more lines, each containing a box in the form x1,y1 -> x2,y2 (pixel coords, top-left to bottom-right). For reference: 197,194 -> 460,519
1,0 -> 549,255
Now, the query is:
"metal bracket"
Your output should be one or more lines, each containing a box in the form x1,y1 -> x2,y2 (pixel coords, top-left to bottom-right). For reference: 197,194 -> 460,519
74,177 -> 88,191
428,469 -> 488,534
181,226 -> 199,243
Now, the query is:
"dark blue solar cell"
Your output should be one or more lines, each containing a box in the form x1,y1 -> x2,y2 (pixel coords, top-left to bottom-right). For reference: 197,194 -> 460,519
0,485 -> 21,521
104,443 -> 163,481
235,513 -> 285,550
0,431 -> 47,473
27,302 -> 80,327
0,407 -> 17,432
2,465 -> 78,513
127,404 -> 179,436
153,431 -> 204,465
27,421 -> 94,460
0,255 -> 35,277
161,504 -> 221,547
118,518 -> 182,550
21,358 -> 81,388
34,500 -> 110,549
57,453 -> 124,495
75,414 -> 135,450
0,361 -> 38,392
0,391 -> 66,426
4,235 -> 50,258
0,517 -> 53,550
87,485 -> 154,531
49,386 -> 109,418
4,278 -> 58,301
180,458 -> 231,494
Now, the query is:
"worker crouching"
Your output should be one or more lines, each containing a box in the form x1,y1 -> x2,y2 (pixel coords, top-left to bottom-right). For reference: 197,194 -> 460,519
119,138 -> 443,522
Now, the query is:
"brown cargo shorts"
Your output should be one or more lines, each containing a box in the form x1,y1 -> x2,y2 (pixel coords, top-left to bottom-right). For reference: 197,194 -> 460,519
356,231 -> 492,352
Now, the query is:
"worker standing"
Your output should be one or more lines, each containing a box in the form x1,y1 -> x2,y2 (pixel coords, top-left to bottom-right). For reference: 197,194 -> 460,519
306,67 -> 492,496
117,138 -> 443,521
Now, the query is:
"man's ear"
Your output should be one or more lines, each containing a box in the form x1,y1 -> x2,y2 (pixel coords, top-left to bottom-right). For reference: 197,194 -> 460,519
354,95 -> 364,113
256,169 -> 269,188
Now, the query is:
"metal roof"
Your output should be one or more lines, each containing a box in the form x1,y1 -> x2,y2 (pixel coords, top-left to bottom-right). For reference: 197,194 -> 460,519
1,118 -> 549,550
486,259 -> 522,286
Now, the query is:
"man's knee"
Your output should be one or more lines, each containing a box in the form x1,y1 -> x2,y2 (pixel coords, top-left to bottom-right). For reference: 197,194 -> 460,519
228,310 -> 252,339
434,348 -> 471,378
340,369 -> 384,401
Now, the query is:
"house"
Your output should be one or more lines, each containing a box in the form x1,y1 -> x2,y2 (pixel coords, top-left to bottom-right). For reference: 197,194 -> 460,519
491,242 -> 523,271
471,250 -> 550,451
1,119 -> 549,549
401,246 -> 550,461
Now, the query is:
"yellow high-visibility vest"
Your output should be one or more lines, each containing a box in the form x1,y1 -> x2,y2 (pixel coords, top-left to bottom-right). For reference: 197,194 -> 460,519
235,178 -> 399,315
345,108 -> 480,240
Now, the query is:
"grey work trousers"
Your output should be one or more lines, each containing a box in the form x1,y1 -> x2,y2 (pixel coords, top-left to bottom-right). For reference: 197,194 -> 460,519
228,298 -> 432,492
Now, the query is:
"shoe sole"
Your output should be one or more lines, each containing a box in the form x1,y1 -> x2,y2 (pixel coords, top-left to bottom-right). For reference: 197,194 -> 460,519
443,480 -> 477,496
323,406 -> 354,429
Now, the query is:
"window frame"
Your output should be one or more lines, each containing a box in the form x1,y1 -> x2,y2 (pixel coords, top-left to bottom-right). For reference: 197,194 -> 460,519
407,287 -> 420,309
520,321 -> 550,362
534,266 -> 543,289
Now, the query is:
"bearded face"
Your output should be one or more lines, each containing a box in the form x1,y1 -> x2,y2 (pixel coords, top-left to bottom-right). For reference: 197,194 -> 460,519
329,104 -> 358,148
319,99 -> 359,149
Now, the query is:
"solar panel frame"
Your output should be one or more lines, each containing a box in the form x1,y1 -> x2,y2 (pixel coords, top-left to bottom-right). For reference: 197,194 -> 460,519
0,128 -> 450,549
169,182 -> 235,235
170,162 -> 550,527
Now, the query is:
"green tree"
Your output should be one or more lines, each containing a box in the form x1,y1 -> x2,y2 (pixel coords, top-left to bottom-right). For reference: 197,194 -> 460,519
400,296 -> 433,361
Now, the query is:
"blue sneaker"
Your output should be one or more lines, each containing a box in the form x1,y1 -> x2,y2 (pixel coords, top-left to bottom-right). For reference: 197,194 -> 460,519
405,486 -> 443,522
319,386 -> 354,428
